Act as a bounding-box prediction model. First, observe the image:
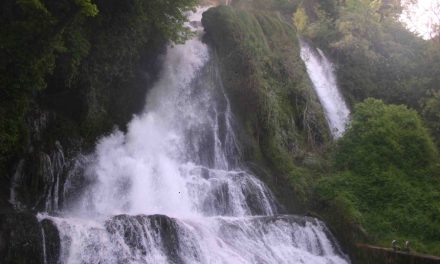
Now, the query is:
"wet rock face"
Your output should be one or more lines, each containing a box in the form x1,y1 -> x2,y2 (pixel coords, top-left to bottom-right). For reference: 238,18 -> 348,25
239,176 -> 273,215
147,215 -> 183,263
0,213 -> 44,264
0,214 -> 60,264
41,219 -> 60,264
10,143 -> 66,213
106,215 -> 148,256
105,214 -> 185,264
203,181 -> 232,215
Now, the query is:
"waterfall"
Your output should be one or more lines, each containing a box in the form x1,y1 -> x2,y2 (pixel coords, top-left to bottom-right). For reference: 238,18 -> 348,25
39,8 -> 350,264
300,41 -> 350,138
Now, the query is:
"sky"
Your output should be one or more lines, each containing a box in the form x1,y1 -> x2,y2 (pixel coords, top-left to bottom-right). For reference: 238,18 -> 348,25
401,0 -> 440,39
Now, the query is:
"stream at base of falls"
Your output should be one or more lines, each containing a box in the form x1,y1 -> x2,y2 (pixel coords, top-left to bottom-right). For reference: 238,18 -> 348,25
37,8 -> 350,264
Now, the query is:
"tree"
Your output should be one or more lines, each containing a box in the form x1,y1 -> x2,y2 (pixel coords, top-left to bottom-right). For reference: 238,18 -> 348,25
335,98 -> 438,175
320,98 -> 440,253
0,0 -> 197,161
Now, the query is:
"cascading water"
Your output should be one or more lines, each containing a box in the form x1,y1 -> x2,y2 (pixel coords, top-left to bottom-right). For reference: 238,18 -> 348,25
38,8 -> 350,264
300,41 -> 350,138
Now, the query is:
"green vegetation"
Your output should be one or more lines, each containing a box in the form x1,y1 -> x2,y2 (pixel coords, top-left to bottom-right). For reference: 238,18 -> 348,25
296,0 -> 440,145
0,0 -> 196,169
230,0 -> 299,14
335,98 -> 437,175
0,0 -> 196,209
289,0 -> 440,255
205,0 -> 440,256
2,0 -> 440,258
296,0 -> 427,106
317,99 -> 440,254
202,5 -> 330,211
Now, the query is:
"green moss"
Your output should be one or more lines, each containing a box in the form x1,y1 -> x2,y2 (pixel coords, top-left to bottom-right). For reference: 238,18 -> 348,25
203,6 -> 330,212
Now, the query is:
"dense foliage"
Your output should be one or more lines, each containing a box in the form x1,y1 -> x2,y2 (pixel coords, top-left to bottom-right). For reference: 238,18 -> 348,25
221,0 -> 440,256
335,98 -> 437,175
295,0 -> 440,145
0,0 -> 197,210
297,0 -> 425,104
317,99 -> 440,254
0,0 -> 196,172
290,0 -> 440,255
1,0 -> 96,165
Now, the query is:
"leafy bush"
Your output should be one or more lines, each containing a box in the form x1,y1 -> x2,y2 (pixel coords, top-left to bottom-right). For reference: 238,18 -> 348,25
335,98 -> 438,175
317,98 -> 440,254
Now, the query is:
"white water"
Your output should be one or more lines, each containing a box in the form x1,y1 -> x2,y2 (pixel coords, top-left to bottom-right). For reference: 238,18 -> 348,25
300,41 -> 350,138
39,8 -> 350,264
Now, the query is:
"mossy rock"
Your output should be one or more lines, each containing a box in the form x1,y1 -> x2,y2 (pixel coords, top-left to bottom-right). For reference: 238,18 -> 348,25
202,6 -> 331,213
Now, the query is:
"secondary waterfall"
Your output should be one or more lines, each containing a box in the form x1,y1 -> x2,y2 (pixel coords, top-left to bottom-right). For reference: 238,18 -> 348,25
38,8 -> 350,264
300,41 -> 350,138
